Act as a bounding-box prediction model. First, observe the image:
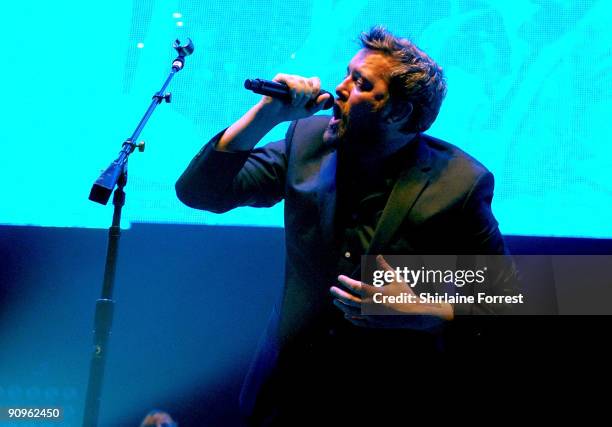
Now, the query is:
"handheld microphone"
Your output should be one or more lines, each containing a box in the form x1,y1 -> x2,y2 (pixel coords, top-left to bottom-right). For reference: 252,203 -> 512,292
244,78 -> 335,110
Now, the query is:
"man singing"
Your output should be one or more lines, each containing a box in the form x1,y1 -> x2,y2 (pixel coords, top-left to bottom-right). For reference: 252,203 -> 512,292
176,26 -> 516,425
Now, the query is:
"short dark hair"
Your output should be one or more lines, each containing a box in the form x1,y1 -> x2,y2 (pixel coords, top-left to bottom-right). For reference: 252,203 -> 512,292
359,26 -> 447,133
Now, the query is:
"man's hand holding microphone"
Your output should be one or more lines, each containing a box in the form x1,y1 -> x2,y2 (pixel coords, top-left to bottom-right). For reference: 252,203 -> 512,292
216,74 -> 332,152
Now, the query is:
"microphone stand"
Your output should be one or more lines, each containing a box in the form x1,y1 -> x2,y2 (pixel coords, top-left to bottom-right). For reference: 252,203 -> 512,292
83,38 -> 194,427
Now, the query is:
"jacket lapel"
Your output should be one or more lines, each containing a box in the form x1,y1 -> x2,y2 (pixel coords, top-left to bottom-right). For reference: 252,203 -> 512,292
367,136 -> 432,255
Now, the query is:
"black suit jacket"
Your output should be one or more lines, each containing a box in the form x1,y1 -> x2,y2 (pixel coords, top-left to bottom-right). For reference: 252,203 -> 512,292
176,115 -> 516,419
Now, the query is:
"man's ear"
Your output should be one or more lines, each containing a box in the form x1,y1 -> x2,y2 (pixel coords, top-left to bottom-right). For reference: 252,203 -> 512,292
385,101 -> 413,128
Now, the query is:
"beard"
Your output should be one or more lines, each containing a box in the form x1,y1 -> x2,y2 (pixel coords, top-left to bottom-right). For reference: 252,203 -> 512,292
323,102 -> 386,156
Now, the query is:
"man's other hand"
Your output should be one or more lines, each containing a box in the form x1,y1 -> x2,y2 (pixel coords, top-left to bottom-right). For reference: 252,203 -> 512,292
329,255 -> 454,331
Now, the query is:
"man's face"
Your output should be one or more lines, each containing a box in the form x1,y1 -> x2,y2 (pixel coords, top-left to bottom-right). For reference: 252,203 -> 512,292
323,49 -> 394,149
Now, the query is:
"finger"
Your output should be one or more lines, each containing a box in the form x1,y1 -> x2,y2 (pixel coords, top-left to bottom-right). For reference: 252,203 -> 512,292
294,78 -> 310,107
269,73 -> 295,105
376,255 -> 394,273
311,77 -> 321,95
333,298 -> 361,315
299,77 -> 320,109
330,286 -> 361,307
272,73 -> 288,84
337,275 -> 365,296
308,77 -> 321,107
289,86 -> 301,107
278,74 -> 303,107
309,93 -> 331,113
358,282 -> 378,299
375,255 -> 407,284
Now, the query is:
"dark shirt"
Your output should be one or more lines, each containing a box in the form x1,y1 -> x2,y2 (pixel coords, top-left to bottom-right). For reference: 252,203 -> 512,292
335,176 -> 393,277
334,141 -> 417,278
310,141 -> 441,358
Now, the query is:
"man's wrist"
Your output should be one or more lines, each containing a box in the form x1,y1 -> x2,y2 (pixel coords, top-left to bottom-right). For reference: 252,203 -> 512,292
216,101 -> 281,152
253,99 -> 285,127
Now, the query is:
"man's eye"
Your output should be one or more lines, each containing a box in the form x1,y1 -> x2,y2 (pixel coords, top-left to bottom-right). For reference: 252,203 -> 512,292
358,79 -> 372,91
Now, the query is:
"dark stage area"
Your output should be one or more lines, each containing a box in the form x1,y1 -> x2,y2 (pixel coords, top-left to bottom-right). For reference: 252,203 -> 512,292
1,224 -> 611,425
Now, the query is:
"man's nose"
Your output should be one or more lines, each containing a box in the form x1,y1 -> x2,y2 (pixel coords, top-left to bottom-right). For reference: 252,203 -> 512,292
335,76 -> 351,101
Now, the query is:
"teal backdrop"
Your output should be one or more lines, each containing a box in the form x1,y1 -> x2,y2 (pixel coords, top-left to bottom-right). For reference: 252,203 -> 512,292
0,2 -> 611,425
1,0 -> 610,237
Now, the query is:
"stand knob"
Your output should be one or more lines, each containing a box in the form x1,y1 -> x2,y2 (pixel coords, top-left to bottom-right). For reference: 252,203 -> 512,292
152,92 -> 172,103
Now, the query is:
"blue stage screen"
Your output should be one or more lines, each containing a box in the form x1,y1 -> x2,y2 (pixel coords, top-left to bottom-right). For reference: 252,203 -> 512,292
1,0 -> 610,237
